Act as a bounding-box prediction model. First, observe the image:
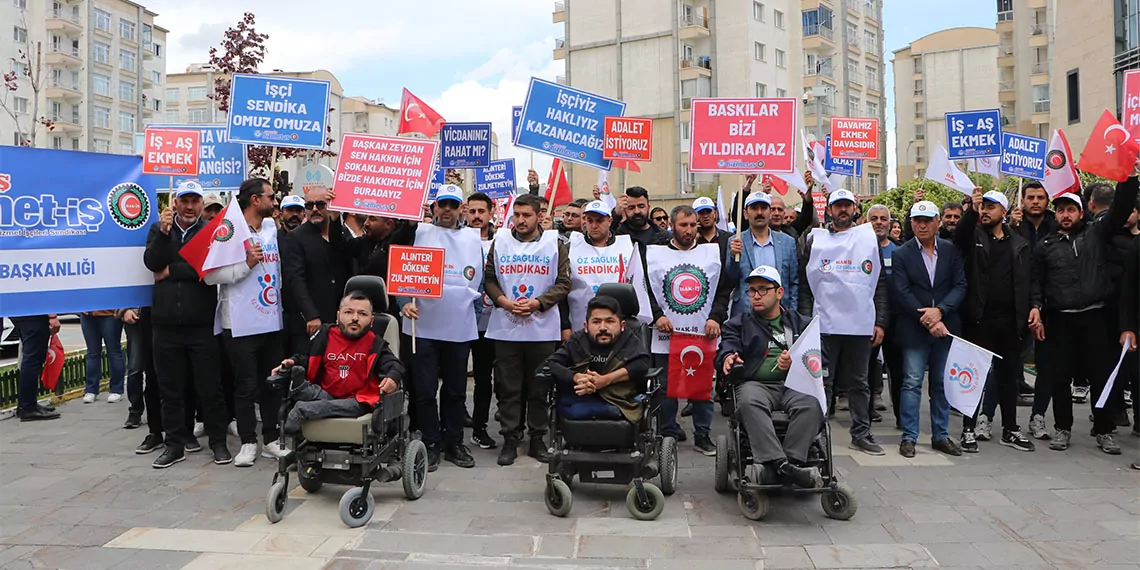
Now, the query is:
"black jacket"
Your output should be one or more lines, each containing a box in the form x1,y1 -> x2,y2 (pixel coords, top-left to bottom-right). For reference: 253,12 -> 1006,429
1120,238 -> 1139,334
890,237 -> 968,348
1104,221 -> 1137,304
142,220 -> 217,328
715,308 -> 807,384
546,328 -> 651,422
281,219 -> 353,324
616,219 -> 669,250
953,208 -> 1031,336
1015,209 -> 1058,252
797,225 -> 891,329
1032,177 -> 1139,313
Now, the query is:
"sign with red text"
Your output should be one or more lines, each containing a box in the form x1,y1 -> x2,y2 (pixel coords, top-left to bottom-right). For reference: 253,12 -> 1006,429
688,98 -> 797,173
330,133 -> 439,221
829,117 -> 880,160
1123,70 -> 1140,145
143,128 -> 200,176
387,245 -> 445,298
603,116 -> 653,161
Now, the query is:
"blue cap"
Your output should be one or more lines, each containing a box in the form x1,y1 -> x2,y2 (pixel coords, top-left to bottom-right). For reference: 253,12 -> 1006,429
692,197 -> 715,211
435,184 -> 463,204
745,192 -> 772,207
280,195 -> 305,210
745,265 -> 782,287
583,200 -> 611,217
174,180 -> 204,198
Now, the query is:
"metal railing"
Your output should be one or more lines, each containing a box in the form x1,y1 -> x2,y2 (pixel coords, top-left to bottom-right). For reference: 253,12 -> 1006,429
682,11 -> 709,28
804,101 -> 836,117
847,70 -> 863,85
50,111 -> 80,124
49,78 -> 79,91
680,56 -> 712,70
998,10 -> 1013,22
805,65 -> 834,78
49,45 -> 80,57
1031,62 -> 1049,74
50,8 -> 79,23
1030,24 -> 1048,36
999,81 -> 1015,92
0,348 -> 115,408
1034,100 -> 1050,113
803,24 -> 835,40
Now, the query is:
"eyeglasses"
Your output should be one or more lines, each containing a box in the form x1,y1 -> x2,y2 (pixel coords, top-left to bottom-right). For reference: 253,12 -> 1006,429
746,286 -> 777,297
305,201 -> 327,210
652,215 -> 669,222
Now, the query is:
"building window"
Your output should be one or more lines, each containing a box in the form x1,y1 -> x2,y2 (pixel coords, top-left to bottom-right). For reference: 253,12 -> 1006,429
13,26 -> 26,43
71,138 -> 80,150
868,173 -> 880,194
11,60 -> 26,77
864,30 -> 876,52
151,70 -> 161,84
187,86 -> 208,101
165,109 -> 179,122
120,80 -> 136,101
188,108 -> 208,123
93,138 -> 110,153
119,111 -> 135,133
1066,69 -> 1079,123
120,19 -> 135,42
774,10 -> 784,29
92,73 -> 110,96
914,78 -> 924,95
867,100 -> 878,117
13,0 -> 26,9
93,41 -> 110,64
753,1 -> 764,21
120,141 -> 134,155
754,42 -> 766,61
914,101 -> 924,118
776,88 -> 786,97
848,95 -> 861,115
775,49 -> 786,68
152,42 -> 163,58
13,96 -> 28,113
755,83 -> 767,97
846,22 -> 858,43
93,8 -> 111,32
166,87 -> 180,102
51,136 -> 63,149
120,49 -> 136,72
93,106 -> 111,129
866,66 -> 878,89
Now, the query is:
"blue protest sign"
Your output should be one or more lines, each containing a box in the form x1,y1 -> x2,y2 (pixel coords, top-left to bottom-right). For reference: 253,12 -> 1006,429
515,77 -> 626,170
824,136 -> 862,177
474,159 -> 516,200
427,166 -> 447,202
999,132 -> 1047,180
150,124 -> 248,191
0,147 -> 160,316
439,122 -> 493,168
512,106 -> 523,143
226,73 -> 331,150
945,109 -> 1001,159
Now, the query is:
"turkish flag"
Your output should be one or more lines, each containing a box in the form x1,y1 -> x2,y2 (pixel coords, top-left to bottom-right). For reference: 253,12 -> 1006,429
667,333 -> 717,400
611,159 -> 641,173
41,333 -> 64,391
1078,110 -> 1140,182
546,158 -> 572,208
397,88 -> 445,137
177,202 -> 252,279
762,173 -> 789,196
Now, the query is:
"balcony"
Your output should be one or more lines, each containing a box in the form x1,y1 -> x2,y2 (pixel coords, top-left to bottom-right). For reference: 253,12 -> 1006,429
1031,62 -> 1050,85
50,111 -> 82,133
863,1 -> 879,22
45,9 -> 82,35
997,10 -> 1013,32
680,11 -> 710,40
1029,25 -> 1050,47
998,44 -> 1014,68
999,81 -> 1017,102
847,70 -> 863,88
553,37 -> 565,60
866,78 -> 881,93
1034,100 -> 1051,113
679,56 -> 712,81
143,40 -> 154,60
1028,0 -> 1046,8
846,35 -> 862,54
802,24 -> 835,52
556,75 -> 566,85
804,100 -> 836,118
45,78 -> 82,102
553,0 -> 565,23
45,46 -> 82,68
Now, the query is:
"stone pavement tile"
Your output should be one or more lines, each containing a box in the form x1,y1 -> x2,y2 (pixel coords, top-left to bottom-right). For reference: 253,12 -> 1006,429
1035,500 -> 1134,522
1000,518 -> 1118,542
118,549 -> 202,570
646,560 -> 760,570
883,522 -> 1015,544
575,536 -> 675,559
235,502 -> 378,537
689,525 -> 756,538
0,545 -> 38,567
1030,540 -> 1140,567
396,499 -> 522,517
534,535 -> 576,558
884,489 -> 973,507
105,527 -> 266,554
922,542 -> 986,567
965,489 -> 1015,507
380,513 -> 474,534
8,545 -> 138,570
1097,520 -> 1140,538
804,543 -> 937,568
806,505 -> 909,526
1,523 -> 127,548
999,489 -> 1071,507
0,524 -> 31,541
901,504 -> 967,523
821,523 -> 895,545
752,525 -> 831,546
320,558 -> 376,570
971,541 -> 1046,566
575,517 -> 688,537
464,515 -> 577,536
248,533 -> 331,556
355,531 -> 535,557
953,505 -> 1039,524
761,546 -> 813,569
670,536 -> 763,560
82,507 -> 197,529
508,557 -> 647,568
180,553 -> 327,570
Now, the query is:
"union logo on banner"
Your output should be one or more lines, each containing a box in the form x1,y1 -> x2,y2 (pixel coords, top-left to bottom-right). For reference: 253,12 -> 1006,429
949,361 -> 980,394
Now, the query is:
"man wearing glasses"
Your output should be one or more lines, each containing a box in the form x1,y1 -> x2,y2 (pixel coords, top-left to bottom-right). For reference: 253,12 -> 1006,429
280,191 -> 353,355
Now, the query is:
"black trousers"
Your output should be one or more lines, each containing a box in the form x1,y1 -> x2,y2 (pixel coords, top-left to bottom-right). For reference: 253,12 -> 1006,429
963,319 -> 1023,432
470,331 -> 496,432
125,312 -> 163,434
1043,309 -> 1116,435
222,330 -> 283,445
411,338 -> 470,446
494,341 -> 556,441
152,325 -> 228,449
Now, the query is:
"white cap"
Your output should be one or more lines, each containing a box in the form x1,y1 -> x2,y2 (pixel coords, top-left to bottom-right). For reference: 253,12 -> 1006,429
982,190 -> 1009,211
745,265 -> 782,288
174,180 -> 204,198
1053,192 -> 1083,210
745,192 -> 772,207
583,200 -> 611,217
910,200 -> 939,218
280,195 -> 305,209
827,189 -> 856,205
435,184 -> 464,204
692,196 -> 715,211
204,193 -> 225,209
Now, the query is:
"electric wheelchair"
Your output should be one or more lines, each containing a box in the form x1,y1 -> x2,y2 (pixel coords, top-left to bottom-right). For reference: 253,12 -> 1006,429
264,275 -> 428,528
539,283 -> 677,520
714,364 -> 857,522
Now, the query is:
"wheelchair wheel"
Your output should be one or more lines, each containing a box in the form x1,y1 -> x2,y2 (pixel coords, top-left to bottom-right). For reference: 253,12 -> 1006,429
402,439 -> 428,500
265,481 -> 287,524
738,489 -> 769,521
821,483 -> 858,521
626,482 -> 666,521
544,479 -> 573,517
658,436 -> 677,496
714,435 -> 730,493
298,463 -> 322,493
338,487 -> 375,528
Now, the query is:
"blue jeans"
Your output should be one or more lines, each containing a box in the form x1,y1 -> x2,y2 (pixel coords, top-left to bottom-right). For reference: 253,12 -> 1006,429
900,338 -> 952,443
11,315 -> 50,409
80,314 -> 125,395
654,354 -> 713,438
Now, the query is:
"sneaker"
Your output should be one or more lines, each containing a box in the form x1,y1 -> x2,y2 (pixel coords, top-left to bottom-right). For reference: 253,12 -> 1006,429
694,435 -> 716,456
870,409 -> 883,423
1096,433 -> 1122,455
666,430 -> 688,443
151,447 -> 185,469
470,429 -> 497,450
444,444 -> 476,468
1000,430 -> 1035,452
681,401 -> 694,417
427,444 -> 441,472
211,443 -> 233,465
777,462 -> 824,489
836,396 -> 850,411
184,438 -> 202,453
528,438 -> 552,463
107,393 -> 123,404
932,438 -> 963,456
123,413 -> 142,429
899,440 -> 916,458
17,406 -> 60,422
497,440 -> 518,466
873,394 -> 888,411
135,433 -> 164,454
975,415 -> 993,441
1048,429 -> 1071,451
1028,414 -> 1051,440
82,393 -> 96,404
234,443 -> 258,467
850,436 -> 885,456
261,439 -> 288,459
228,421 -> 239,437
192,422 -> 205,438
1072,385 -> 1090,403
960,430 -> 979,453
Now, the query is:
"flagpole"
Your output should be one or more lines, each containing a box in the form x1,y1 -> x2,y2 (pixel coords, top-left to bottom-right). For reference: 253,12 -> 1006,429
1016,176 -> 1022,210
734,180 -> 743,262
168,175 -> 173,194
947,333 -> 1003,360
269,147 -> 278,186
410,298 -> 417,354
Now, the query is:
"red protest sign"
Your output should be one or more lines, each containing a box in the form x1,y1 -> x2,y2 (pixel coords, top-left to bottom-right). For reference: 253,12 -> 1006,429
387,245 -> 445,299
1124,70 -> 1140,145
143,128 -> 200,176
330,133 -> 439,221
829,117 -> 880,160
603,116 -> 653,162
687,98 -> 797,173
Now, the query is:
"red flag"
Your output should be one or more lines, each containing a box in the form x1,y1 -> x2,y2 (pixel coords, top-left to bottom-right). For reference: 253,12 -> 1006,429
546,158 -> 572,208
397,88 -> 445,137
667,334 -> 717,400
611,159 -> 641,173
41,333 -> 64,391
1078,110 -> 1140,182
762,174 -> 789,196
176,209 -> 227,279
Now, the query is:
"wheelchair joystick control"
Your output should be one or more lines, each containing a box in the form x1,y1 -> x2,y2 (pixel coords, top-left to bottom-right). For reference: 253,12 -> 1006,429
728,363 -> 746,386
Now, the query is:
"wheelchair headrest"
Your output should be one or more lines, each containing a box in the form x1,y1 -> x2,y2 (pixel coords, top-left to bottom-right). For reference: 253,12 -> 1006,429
595,283 -> 638,319
344,275 -> 389,314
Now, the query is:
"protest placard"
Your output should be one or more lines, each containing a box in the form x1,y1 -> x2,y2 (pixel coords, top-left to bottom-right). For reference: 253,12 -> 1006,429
688,98 -> 797,173
439,122 -> 493,168
603,116 -> 653,161
427,166 -> 446,202
829,117 -> 879,160
143,128 -> 200,177
946,109 -> 1001,159
515,78 -> 627,169
149,124 -> 247,191
474,159 -> 516,199
226,73 -> 331,149
1000,132 -> 1047,180
824,135 -> 862,177
387,245 -> 446,299
329,133 -> 439,221
512,106 -> 523,142
1123,70 -> 1140,146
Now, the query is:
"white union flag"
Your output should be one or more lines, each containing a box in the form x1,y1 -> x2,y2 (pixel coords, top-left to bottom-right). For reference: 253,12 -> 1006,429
943,336 -> 996,417
785,316 -> 827,415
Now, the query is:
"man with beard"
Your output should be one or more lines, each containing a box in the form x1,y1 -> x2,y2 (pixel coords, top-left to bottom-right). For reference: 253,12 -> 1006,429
465,192 -> 499,450
939,202 -> 963,239
281,191 -> 353,355
203,193 -> 225,221
728,192 -> 799,316
559,199 -> 586,238
546,296 -> 651,423
798,189 -> 889,456
693,197 -> 732,261
274,291 -> 403,434
865,205 -> 897,423
278,195 -> 306,234
616,187 -> 669,249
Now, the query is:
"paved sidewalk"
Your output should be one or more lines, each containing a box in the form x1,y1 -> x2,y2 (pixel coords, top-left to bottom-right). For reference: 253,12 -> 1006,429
1,390 -> 1138,569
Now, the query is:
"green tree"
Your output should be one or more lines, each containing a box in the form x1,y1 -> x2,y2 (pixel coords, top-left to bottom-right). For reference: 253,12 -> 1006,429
865,172 -> 996,220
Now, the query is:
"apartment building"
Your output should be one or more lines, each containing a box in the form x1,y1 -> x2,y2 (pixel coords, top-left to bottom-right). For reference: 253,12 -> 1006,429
892,27 -> 999,183
801,0 -> 887,195
2,0 -> 167,152
342,96 -> 399,136
995,0 -> 1054,141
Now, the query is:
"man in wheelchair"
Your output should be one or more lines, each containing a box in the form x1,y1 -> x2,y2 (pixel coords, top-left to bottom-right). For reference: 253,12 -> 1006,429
715,266 -> 824,489
545,296 -> 650,424
270,290 -> 404,435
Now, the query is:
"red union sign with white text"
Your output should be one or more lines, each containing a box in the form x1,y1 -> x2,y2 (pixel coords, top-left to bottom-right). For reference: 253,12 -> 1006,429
688,98 -> 797,173
1123,70 -> 1140,145
143,128 -> 201,176
829,117 -> 880,160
